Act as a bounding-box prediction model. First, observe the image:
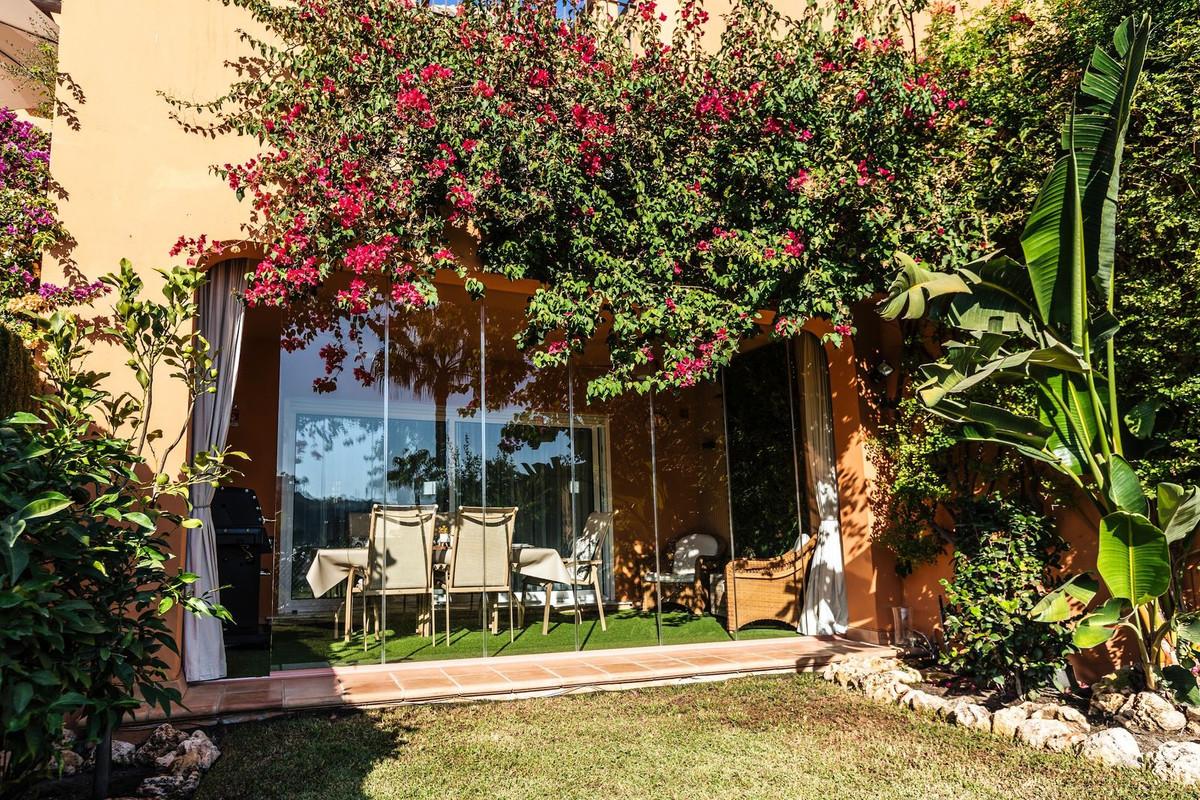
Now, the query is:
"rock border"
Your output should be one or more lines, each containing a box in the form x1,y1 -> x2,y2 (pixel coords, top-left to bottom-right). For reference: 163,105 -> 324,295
820,656 -> 1200,788
47,722 -> 221,800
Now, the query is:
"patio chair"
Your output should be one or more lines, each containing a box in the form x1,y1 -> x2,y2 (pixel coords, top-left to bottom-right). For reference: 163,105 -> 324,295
641,531 -> 722,615
356,504 -> 437,646
717,534 -> 817,633
442,506 -> 518,643
554,510 -> 617,631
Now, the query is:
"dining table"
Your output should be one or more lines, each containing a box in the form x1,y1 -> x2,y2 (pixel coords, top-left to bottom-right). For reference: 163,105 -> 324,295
305,541 -> 575,639
305,547 -> 369,641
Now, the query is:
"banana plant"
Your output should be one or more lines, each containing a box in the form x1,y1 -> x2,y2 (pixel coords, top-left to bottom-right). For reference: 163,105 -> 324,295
878,15 -> 1200,693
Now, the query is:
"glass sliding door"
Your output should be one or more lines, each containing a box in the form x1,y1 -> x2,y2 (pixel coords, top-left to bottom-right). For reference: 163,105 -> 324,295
272,274 -> 389,669
480,290 -> 578,655
720,336 -> 809,641
383,282 -> 483,660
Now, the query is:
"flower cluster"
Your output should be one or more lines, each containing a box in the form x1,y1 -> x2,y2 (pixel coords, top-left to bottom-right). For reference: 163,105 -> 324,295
186,0 -> 980,397
0,107 -> 101,332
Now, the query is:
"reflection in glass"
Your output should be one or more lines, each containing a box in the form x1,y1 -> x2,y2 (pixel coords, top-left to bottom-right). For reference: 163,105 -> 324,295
265,276 -> 823,671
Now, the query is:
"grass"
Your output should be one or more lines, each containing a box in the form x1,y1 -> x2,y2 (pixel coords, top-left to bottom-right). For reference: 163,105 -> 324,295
194,673 -> 1189,800
227,610 -> 792,676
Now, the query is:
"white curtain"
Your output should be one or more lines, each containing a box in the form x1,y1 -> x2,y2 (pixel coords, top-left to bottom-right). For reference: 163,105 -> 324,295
183,260 -> 247,682
796,333 -> 848,635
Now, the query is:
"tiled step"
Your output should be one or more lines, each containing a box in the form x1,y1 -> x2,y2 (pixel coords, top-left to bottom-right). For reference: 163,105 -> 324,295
125,636 -> 893,729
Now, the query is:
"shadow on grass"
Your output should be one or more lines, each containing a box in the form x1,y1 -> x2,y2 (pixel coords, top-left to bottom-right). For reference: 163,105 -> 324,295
196,711 -> 414,800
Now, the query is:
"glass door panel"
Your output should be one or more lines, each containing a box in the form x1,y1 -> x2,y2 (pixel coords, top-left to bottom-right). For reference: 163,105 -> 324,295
273,275 -> 388,670
721,337 -> 808,641
482,291 -> 576,656
382,284 -> 483,662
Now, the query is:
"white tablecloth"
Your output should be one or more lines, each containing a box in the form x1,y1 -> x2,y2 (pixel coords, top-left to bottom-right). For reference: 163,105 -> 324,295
512,545 -> 572,585
305,544 -> 571,597
306,547 -> 368,598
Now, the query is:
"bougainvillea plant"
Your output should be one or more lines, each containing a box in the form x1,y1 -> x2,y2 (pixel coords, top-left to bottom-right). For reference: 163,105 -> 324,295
179,0 -> 982,398
0,106 -> 103,336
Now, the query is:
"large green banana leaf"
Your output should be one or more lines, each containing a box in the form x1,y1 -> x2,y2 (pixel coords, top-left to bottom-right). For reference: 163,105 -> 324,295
1096,511 -> 1170,605
1075,15 -> 1151,304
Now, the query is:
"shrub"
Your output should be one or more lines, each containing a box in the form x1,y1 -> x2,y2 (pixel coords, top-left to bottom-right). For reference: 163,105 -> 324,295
939,495 -> 1073,696
0,263 -> 239,793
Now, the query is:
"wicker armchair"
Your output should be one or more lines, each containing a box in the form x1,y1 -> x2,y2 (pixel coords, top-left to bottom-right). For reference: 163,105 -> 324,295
718,535 -> 817,633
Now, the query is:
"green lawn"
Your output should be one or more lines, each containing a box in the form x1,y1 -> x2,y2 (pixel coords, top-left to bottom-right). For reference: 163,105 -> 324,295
227,610 -> 792,676
195,673 -> 1186,800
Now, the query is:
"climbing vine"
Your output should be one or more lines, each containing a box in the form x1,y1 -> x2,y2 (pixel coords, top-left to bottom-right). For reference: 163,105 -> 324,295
179,0 -> 982,397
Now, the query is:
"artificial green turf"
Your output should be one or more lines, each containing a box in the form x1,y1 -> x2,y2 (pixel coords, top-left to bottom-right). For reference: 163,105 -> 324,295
226,610 -> 795,676
196,673 -> 1186,800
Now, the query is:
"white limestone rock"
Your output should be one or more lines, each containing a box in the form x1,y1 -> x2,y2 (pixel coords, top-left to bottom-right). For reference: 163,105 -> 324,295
1076,728 -> 1141,770
903,689 -> 949,716
862,675 -> 909,705
170,731 -> 221,775
1145,741 -> 1200,787
1117,692 -> 1187,734
58,749 -> 83,776
950,703 -> 992,732
138,772 -> 201,800
1090,692 -> 1128,717
1016,717 -> 1079,750
136,723 -> 188,766
991,705 -> 1030,740
1031,704 -> 1090,730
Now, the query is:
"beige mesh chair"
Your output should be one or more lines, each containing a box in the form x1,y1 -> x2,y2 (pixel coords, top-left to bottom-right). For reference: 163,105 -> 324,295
442,506 -> 518,643
356,504 -> 437,646
561,510 -> 616,631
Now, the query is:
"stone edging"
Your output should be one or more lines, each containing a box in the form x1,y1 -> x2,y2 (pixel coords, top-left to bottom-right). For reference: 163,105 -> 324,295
819,656 -> 1200,788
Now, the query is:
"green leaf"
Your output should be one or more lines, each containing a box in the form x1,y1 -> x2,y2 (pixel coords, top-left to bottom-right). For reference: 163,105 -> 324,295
1096,511 -> 1170,605
1032,574 -> 1097,622
4,411 -> 43,425
1073,597 -> 1124,648
17,493 -> 73,521
878,253 -> 971,321
1073,620 -> 1116,648
1160,665 -> 1200,707
1106,454 -> 1147,516
1158,483 -> 1200,545
124,512 -> 155,530
1074,14 -> 1151,303
1124,399 -> 1160,440
12,682 -> 33,715
181,517 -> 203,529
1175,614 -> 1200,645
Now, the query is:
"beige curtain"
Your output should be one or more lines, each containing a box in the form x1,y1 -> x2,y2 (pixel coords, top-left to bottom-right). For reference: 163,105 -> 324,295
796,333 -> 848,635
183,259 -> 247,682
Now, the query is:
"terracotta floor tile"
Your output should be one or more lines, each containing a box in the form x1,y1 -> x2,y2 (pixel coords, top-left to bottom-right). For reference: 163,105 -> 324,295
220,691 -> 282,713
673,655 -> 739,670
591,660 -> 652,677
395,676 -> 462,700
279,675 -> 341,698
625,655 -> 689,670
492,665 -> 560,690
443,668 -> 512,693
543,662 -> 606,681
